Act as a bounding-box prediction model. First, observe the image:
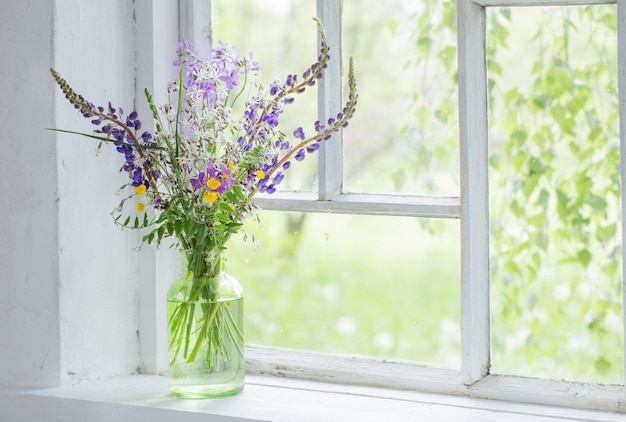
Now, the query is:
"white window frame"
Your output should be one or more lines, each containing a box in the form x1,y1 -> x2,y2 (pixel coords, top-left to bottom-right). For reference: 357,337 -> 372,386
168,0 -> 626,412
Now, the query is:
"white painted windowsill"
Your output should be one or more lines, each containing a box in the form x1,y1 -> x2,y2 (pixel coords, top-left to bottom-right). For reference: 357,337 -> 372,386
1,375 -> 624,422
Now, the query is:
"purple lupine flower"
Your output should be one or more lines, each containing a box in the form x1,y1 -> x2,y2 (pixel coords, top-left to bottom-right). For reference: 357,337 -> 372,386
132,168 -> 143,187
264,112 -> 279,128
295,148 -> 306,161
293,127 -> 305,140
306,142 -> 321,154
273,172 -> 285,185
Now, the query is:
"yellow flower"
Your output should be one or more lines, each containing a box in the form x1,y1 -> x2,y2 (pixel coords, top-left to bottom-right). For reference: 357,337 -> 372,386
228,162 -> 236,171
203,191 -> 218,203
207,178 -> 221,190
256,170 -> 265,179
134,184 -> 147,196
136,202 -> 145,213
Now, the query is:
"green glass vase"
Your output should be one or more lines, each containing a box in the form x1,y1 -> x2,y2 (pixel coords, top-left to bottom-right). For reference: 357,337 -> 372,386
167,249 -> 244,398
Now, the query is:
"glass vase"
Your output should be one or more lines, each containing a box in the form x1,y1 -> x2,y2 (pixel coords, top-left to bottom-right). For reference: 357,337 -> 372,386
167,249 -> 244,398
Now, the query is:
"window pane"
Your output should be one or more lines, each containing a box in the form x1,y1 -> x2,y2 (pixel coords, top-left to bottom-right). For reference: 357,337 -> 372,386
228,211 -> 461,368
487,5 -> 623,383
212,0 -> 318,191
342,0 -> 459,195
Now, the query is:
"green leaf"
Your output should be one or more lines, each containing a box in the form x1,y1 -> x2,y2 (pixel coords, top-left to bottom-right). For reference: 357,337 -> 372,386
597,224 -> 616,242
219,202 -> 234,213
224,192 -> 239,204
47,128 -> 165,150
488,59 -> 502,77
175,219 -> 183,235
417,36 -> 432,54
587,195 -> 607,212
183,220 -> 193,237
232,185 -> 246,202
215,213 -> 230,223
503,88 -> 522,106
143,232 -> 155,244
157,225 -> 166,241
439,46 -> 456,71
522,175 -> 539,197
226,223 -> 243,234
577,249 -> 592,268
531,93 -> 550,110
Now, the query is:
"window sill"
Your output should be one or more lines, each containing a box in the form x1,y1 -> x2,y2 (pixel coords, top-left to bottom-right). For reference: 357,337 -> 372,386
1,374 -> 623,422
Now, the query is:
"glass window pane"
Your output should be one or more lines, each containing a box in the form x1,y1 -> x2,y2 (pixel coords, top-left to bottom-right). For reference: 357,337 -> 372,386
487,5 -> 623,383
212,0 -> 319,191
228,211 -> 461,368
342,0 -> 459,195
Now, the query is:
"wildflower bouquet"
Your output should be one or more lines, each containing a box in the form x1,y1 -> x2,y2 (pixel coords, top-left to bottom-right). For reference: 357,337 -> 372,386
51,18 -> 356,396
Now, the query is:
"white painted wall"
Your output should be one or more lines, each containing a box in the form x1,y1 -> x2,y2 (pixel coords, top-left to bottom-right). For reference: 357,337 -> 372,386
0,1 -> 59,387
0,0 -> 166,387
54,0 -> 142,384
